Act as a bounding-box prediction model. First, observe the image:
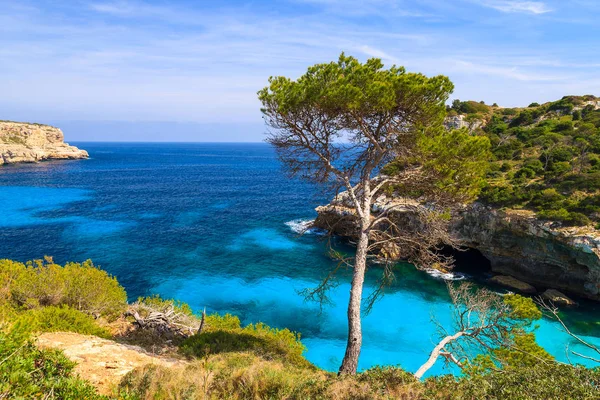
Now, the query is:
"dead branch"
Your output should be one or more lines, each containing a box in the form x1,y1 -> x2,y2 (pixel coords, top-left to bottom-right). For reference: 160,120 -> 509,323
538,298 -> 600,364
415,282 -> 514,379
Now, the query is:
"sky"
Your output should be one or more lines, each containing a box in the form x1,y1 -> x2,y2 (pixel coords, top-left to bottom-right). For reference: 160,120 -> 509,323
1,0 -> 600,141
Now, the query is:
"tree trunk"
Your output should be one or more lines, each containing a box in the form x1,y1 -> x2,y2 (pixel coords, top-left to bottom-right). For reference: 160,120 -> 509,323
338,214 -> 370,375
414,331 -> 464,379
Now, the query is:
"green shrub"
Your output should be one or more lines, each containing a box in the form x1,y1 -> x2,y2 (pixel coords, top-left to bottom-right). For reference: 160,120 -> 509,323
547,160 -> 572,177
514,167 -> 536,179
136,294 -> 195,317
547,98 -> 575,114
486,170 -> 502,179
205,313 -> 243,330
425,363 -> 600,400
180,318 -> 309,368
358,365 -> 418,390
1,258 -> 127,320
14,305 -> 111,338
500,162 -> 512,172
522,158 -> 543,173
0,326 -> 104,399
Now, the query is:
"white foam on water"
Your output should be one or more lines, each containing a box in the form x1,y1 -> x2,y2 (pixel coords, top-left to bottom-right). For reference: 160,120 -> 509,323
424,268 -> 470,281
285,219 -> 327,235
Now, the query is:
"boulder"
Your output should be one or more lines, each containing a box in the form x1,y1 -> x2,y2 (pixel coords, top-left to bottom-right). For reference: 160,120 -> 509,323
541,289 -> 577,307
489,275 -> 537,294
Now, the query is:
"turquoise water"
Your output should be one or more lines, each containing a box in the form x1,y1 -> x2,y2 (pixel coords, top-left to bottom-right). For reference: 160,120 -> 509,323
0,143 -> 598,376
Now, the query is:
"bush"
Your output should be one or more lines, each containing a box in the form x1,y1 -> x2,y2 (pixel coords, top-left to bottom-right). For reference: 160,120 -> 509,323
136,294 -> 195,317
0,326 -> 104,399
547,161 -> 572,177
560,173 -> 600,192
514,167 -> 536,179
530,188 -> 565,209
180,319 -> 309,368
425,363 -> 600,400
14,305 -> 111,338
1,258 -> 127,320
522,158 -> 543,173
547,98 -> 575,114
537,209 -> 591,226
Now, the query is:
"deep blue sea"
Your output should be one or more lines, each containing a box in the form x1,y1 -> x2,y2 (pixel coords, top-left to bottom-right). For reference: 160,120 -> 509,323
0,143 -> 599,376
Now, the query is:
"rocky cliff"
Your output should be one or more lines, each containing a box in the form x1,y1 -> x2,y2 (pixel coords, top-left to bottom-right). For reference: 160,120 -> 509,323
315,195 -> 600,301
0,121 -> 88,165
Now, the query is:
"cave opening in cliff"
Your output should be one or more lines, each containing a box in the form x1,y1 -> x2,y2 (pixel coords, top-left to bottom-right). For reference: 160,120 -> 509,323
443,246 -> 492,275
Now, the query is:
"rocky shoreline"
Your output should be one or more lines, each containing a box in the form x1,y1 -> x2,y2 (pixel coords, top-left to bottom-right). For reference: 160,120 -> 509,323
0,121 -> 88,165
314,193 -> 600,302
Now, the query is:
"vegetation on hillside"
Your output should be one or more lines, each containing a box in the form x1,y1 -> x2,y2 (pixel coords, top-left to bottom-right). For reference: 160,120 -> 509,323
0,258 -> 598,399
448,95 -> 600,227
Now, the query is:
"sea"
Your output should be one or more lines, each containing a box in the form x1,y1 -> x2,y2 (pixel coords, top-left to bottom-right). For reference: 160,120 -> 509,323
0,142 -> 598,376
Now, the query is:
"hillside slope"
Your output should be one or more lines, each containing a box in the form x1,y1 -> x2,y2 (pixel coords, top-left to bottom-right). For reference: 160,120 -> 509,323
449,95 -> 600,227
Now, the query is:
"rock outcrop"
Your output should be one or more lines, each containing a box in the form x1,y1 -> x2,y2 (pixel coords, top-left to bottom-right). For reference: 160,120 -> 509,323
541,289 -> 577,307
315,195 -> 600,301
489,275 -> 537,294
0,121 -> 88,165
455,203 -> 600,301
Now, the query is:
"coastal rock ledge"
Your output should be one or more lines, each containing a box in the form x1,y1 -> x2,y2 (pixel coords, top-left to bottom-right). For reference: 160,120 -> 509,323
0,121 -> 88,165
314,196 -> 600,301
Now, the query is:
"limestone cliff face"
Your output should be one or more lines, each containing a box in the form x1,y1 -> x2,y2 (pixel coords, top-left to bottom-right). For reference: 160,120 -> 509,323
0,121 -> 88,165
454,204 -> 600,300
315,196 -> 600,301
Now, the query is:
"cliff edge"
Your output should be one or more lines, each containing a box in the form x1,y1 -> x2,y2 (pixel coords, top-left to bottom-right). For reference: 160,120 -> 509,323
315,193 -> 600,301
0,121 -> 88,165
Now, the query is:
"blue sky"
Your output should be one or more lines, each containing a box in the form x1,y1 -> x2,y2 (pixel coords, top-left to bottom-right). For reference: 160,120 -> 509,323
1,0 -> 599,141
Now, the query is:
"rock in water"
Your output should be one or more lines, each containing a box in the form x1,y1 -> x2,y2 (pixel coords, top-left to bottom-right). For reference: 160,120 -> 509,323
542,289 -> 577,307
489,275 -> 537,294
0,121 -> 88,165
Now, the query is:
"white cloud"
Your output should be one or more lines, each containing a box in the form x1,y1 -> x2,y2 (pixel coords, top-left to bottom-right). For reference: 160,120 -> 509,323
448,60 -> 566,81
356,45 -> 399,64
479,0 -> 552,14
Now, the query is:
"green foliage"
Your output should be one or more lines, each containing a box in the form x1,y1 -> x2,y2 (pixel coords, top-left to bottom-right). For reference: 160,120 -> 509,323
0,258 -> 127,320
358,365 -> 418,390
180,319 -> 309,368
13,305 -> 111,338
260,53 -> 452,127
547,97 -> 575,113
427,363 -> 600,399
504,294 -> 542,321
492,331 -> 553,368
465,95 -> 600,226
451,99 -> 491,115
205,313 -> 243,330
136,295 -> 194,317
0,325 -> 105,399
418,128 -> 491,202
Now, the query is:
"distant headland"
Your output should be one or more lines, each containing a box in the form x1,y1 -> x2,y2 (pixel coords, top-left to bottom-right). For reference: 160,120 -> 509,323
0,120 -> 88,165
